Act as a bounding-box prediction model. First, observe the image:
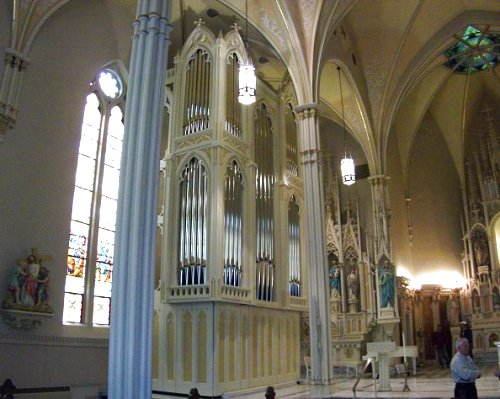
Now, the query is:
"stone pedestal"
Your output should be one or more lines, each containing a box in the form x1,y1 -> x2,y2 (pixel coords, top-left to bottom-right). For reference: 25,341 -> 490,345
366,341 -> 396,392
378,354 -> 392,391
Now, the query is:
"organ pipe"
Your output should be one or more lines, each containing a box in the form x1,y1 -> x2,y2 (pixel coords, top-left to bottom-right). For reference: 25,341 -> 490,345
178,158 -> 207,285
225,54 -> 241,138
255,104 -> 275,301
288,196 -> 301,297
224,161 -> 244,286
183,49 -> 211,135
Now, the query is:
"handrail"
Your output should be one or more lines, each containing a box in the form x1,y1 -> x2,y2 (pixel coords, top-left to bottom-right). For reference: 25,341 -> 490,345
352,358 -> 376,399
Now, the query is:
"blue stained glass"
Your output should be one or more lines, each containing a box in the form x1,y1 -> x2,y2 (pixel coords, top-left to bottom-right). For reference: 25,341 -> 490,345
67,221 -> 88,278
444,25 -> 498,74
95,228 -> 114,286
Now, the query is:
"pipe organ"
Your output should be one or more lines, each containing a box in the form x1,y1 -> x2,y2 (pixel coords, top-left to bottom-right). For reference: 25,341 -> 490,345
177,157 -> 208,285
288,196 -> 301,296
285,103 -> 298,176
183,49 -> 211,135
156,21 -> 306,396
225,55 -> 242,138
255,103 -> 275,301
223,160 -> 243,286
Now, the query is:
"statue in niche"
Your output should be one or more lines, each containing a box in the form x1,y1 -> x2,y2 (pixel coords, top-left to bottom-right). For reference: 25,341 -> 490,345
378,259 -> 395,308
473,234 -> 489,267
346,266 -> 359,300
2,250 -> 53,313
447,295 -> 461,326
329,261 -> 341,299
493,288 -> 500,311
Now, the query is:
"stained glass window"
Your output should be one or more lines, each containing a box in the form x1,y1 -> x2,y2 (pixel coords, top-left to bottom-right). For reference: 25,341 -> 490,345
444,25 -> 498,74
63,67 -> 125,325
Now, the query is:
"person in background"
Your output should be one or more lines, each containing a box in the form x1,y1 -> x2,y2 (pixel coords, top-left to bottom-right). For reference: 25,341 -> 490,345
450,337 -> 480,399
459,320 -> 473,358
432,324 -> 450,367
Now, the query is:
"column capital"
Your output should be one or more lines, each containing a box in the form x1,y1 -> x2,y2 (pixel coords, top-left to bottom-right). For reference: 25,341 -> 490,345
295,103 -> 319,120
300,149 -> 321,165
368,174 -> 390,185
4,48 -> 30,63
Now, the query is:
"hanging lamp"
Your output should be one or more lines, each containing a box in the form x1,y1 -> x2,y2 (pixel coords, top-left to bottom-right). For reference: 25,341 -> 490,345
238,0 -> 256,105
337,67 -> 355,185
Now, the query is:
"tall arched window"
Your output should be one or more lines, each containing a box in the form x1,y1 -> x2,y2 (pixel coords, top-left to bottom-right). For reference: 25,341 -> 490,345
63,68 -> 125,325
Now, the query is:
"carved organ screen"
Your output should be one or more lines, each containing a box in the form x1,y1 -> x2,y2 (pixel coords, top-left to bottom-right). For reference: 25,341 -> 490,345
255,103 -> 275,301
177,157 -> 208,285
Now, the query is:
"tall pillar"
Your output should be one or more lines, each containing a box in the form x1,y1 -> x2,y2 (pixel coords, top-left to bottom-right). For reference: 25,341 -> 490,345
109,2 -> 172,398
369,175 -> 399,326
296,104 -> 333,384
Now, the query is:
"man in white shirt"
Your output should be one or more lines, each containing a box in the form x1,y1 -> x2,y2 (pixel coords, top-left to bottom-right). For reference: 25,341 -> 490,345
450,337 -> 480,399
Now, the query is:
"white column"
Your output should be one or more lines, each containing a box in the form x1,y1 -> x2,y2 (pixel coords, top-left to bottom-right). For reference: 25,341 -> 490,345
296,104 -> 333,384
109,2 -> 172,398
0,49 -> 29,142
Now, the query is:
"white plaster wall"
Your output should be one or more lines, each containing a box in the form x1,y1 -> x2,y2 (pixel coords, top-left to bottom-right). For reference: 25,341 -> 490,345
0,0 -> 134,389
408,111 -> 462,273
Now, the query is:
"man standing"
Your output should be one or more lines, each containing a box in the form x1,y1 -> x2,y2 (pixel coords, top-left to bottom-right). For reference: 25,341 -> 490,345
450,338 -> 481,399
432,324 -> 450,367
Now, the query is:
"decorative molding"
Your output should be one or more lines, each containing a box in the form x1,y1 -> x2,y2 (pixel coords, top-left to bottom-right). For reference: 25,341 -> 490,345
0,331 -> 109,347
223,131 -> 248,155
175,131 -> 212,151
364,59 -> 386,120
0,309 -> 53,331
298,0 -> 316,36
256,8 -> 287,50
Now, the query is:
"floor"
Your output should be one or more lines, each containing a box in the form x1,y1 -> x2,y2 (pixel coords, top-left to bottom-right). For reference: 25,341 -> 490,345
229,364 -> 500,399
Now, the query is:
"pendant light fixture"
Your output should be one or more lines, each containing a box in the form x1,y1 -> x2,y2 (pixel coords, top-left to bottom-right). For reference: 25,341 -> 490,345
238,0 -> 256,105
337,66 -> 355,185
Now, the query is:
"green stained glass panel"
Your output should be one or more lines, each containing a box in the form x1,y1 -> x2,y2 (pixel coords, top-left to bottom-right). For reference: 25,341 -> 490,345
444,25 -> 498,74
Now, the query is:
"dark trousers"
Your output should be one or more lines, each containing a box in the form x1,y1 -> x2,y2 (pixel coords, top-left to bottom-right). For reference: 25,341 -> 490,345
454,382 -> 478,399
436,345 -> 449,366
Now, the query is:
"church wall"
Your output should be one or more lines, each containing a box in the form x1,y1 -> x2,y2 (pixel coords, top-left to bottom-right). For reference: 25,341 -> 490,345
408,112 -> 462,274
386,121 -> 413,272
0,0 -> 134,389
